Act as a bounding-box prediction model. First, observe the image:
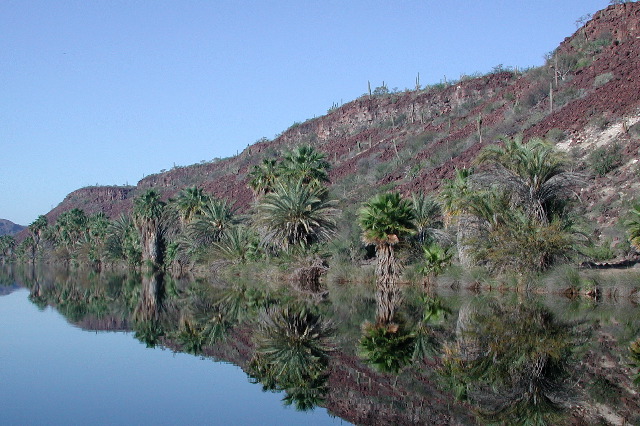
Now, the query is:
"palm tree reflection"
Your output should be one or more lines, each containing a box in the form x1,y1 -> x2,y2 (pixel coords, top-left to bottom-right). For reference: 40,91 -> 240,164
132,273 -> 165,348
440,299 -> 574,425
248,305 -> 335,411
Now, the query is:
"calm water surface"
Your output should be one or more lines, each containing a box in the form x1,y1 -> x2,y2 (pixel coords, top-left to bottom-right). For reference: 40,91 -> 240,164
0,288 -> 344,426
3,265 -> 640,425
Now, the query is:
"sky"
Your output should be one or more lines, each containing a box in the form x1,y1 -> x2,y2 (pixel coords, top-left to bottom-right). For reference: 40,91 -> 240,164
1,0 -> 608,226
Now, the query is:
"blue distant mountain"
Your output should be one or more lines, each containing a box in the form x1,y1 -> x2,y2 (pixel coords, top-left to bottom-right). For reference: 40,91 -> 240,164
0,219 -> 25,236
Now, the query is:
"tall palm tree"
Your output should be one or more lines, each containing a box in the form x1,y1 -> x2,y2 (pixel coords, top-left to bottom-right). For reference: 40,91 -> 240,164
438,168 -> 479,268
439,168 -> 474,225
279,145 -> 330,187
133,189 -> 166,269
0,235 -> 15,261
106,213 -> 141,266
358,192 -> 416,324
256,180 -> 337,251
54,208 -> 89,250
28,215 -> 48,259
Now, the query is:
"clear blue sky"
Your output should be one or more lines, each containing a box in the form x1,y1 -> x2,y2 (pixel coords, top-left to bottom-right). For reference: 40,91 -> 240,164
1,0 -> 607,226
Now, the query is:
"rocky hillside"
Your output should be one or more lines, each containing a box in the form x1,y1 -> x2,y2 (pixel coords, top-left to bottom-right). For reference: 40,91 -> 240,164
43,3 -> 640,246
0,219 -> 25,236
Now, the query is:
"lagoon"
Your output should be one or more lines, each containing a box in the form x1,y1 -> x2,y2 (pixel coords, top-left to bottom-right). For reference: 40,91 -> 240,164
0,287 -> 343,426
2,265 -> 640,425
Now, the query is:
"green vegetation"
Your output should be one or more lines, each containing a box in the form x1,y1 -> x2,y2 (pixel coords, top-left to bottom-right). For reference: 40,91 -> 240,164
8,13 -> 640,420
589,142 -> 623,176
11,133 -> 631,292
358,192 -> 415,324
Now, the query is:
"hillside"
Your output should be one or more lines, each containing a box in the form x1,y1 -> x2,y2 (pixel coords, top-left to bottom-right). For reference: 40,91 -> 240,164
0,219 -> 25,237
43,3 -> 640,247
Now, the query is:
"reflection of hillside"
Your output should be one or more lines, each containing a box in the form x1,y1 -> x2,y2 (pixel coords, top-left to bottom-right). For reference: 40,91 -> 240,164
75,316 -> 130,331
5,264 -> 640,425
160,325 -> 473,425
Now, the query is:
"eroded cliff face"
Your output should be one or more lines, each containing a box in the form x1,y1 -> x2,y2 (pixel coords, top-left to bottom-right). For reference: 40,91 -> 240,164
44,3 -> 640,243
47,185 -> 135,222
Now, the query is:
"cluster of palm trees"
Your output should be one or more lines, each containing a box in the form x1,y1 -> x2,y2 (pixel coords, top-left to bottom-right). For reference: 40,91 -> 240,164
440,136 -> 583,275
9,136 -> 634,294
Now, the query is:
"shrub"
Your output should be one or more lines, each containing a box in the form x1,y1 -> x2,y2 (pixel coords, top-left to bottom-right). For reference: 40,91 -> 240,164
546,128 -> 566,143
589,143 -> 623,176
593,72 -> 614,87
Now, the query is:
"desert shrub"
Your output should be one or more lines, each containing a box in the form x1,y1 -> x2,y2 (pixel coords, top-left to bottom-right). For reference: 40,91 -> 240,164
628,121 -> 640,138
522,82 -> 548,108
589,143 -> 622,176
546,128 -> 566,143
593,72 -> 614,87
590,113 -> 611,130
578,237 -> 616,261
554,87 -> 585,108
588,376 -> 623,406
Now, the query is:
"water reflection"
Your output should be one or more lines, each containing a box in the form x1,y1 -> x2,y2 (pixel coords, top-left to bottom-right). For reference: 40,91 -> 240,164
132,273 -> 165,347
3,264 -> 640,425
249,306 -> 334,411
440,299 -> 575,425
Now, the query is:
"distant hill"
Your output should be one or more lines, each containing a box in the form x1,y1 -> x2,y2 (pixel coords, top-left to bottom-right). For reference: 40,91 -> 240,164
0,219 -> 25,236
39,3 -> 640,245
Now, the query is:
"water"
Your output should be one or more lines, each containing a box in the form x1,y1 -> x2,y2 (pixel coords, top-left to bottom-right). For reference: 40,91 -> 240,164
0,288 -> 343,426
2,265 -> 640,425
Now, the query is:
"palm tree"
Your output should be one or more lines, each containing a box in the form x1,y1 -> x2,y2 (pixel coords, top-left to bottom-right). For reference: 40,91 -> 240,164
188,196 -> 237,245
440,138 -> 581,272
475,136 -> 580,223
279,145 -> 330,187
133,189 -> 166,269
211,225 -> 260,264
438,168 -> 480,268
256,179 -> 337,251
173,186 -> 210,228
420,243 -> 453,286
439,168 -> 474,226
0,235 -> 16,262
106,213 -> 141,266
28,215 -> 48,259
412,192 -> 443,245
54,208 -> 88,249
248,159 -> 280,197
358,192 -> 416,324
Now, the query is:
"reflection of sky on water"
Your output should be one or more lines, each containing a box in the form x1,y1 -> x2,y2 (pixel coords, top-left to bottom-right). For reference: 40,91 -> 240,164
0,289 -> 344,426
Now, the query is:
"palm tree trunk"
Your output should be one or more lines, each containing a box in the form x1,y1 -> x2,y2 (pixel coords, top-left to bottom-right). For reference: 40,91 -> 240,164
140,221 -> 162,268
375,243 -> 401,325
135,272 -> 164,322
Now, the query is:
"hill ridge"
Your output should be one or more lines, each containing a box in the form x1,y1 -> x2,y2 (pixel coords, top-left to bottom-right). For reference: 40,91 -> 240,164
37,2 -> 640,245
